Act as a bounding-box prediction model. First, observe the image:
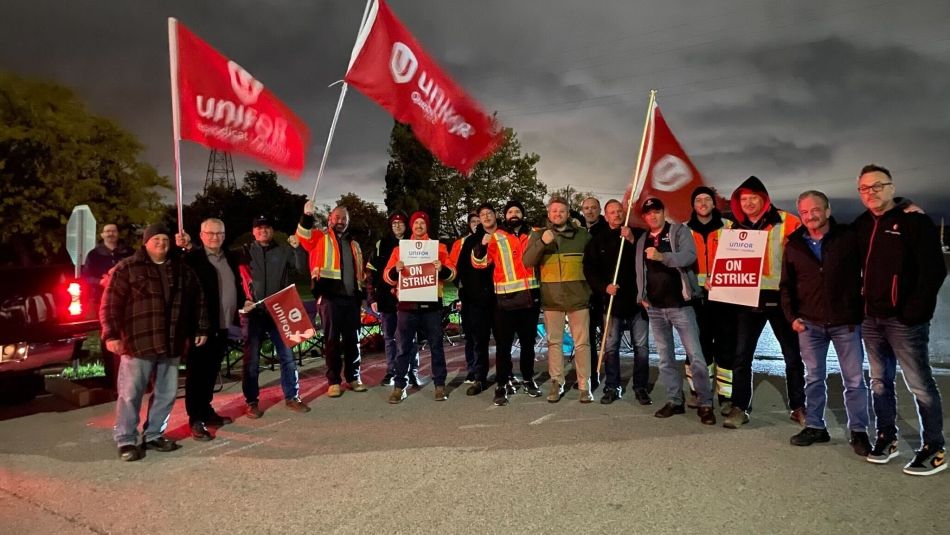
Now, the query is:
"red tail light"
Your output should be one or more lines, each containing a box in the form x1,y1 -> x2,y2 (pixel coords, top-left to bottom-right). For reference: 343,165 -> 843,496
67,282 -> 82,316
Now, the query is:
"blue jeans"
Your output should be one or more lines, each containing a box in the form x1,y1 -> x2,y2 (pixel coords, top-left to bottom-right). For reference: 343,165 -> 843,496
242,311 -> 299,403
863,317 -> 944,448
648,306 -> 712,407
382,311 -> 419,376
798,321 -> 869,432
114,355 -> 180,446
395,309 -> 446,389
600,313 -> 649,393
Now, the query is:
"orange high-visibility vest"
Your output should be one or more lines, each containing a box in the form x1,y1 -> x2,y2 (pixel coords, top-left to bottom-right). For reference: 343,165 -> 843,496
296,225 -> 364,288
471,229 -> 536,294
708,212 -> 799,291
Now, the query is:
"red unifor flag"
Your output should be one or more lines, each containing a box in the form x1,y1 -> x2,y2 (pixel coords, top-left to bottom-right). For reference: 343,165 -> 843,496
344,0 -> 503,174
262,286 -> 316,350
171,19 -> 310,178
623,100 -> 708,226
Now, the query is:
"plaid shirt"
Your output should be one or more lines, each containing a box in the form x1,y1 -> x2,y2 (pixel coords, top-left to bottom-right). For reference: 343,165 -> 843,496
99,248 -> 208,358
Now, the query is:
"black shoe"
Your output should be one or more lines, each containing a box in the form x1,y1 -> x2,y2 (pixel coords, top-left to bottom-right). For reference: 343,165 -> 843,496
698,406 -> 716,425
143,436 -> 181,452
465,381 -> 485,396
118,444 -> 143,462
505,382 -> 516,396
790,427 -> 831,447
190,421 -> 213,442
464,373 -> 476,384
633,389 -> 653,406
523,380 -> 542,398
654,402 -> 685,418
381,373 -> 394,387
850,431 -> 872,456
205,413 -> 233,426
493,386 -> 509,406
408,371 -> 428,388
600,389 -> 620,405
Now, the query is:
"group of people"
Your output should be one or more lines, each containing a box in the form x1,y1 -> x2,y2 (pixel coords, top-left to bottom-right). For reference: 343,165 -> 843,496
95,163 -> 946,477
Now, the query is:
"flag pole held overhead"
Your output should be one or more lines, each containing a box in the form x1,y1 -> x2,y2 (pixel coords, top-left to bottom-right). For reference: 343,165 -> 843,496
310,0 -> 375,202
167,18 -> 185,234
597,89 -> 657,375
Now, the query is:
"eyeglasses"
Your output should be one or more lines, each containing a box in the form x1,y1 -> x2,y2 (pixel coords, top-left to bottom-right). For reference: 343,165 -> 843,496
201,231 -> 225,237
857,182 -> 892,194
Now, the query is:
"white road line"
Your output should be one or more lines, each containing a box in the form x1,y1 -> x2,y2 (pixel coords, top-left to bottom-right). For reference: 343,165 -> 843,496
220,438 -> 273,456
458,423 -> 502,430
194,440 -> 233,454
529,413 -> 557,425
259,417 -> 292,429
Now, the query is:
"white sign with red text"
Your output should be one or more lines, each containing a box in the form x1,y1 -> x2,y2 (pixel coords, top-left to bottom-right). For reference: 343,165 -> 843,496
708,229 -> 767,307
398,239 -> 439,302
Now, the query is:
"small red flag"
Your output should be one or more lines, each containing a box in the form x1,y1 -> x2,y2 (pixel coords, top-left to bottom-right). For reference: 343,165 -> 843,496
172,19 -> 310,178
623,101 -> 707,226
344,0 -> 503,174
262,286 -> 316,350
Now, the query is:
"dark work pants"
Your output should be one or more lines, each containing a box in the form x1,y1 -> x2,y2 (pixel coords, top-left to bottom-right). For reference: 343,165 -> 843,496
465,301 -> 495,382
460,302 -> 476,375
731,302 -> 805,411
493,306 -> 538,387
185,328 -> 228,424
317,295 -> 362,385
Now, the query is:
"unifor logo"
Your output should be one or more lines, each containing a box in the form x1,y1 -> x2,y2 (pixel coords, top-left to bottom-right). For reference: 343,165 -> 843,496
651,155 -> 692,192
228,61 -> 264,106
415,241 -> 423,250
288,308 -> 302,323
739,231 -> 748,241
390,42 -> 418,84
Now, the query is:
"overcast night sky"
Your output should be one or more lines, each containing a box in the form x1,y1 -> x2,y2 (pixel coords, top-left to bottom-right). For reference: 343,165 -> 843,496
2,0 -> 949,221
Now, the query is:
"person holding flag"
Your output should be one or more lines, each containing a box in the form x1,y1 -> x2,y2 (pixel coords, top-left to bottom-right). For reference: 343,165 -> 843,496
296,201 -> 368,398
238,215 -> 310,418
383,211 -> 457,403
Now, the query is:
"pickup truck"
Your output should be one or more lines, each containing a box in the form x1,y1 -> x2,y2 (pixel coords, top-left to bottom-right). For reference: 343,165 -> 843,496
0,265 -> 100,402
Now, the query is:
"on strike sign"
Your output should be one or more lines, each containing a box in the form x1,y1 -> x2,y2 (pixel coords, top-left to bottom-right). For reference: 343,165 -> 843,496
398,239 -> 439,302
708,229 -> 767,307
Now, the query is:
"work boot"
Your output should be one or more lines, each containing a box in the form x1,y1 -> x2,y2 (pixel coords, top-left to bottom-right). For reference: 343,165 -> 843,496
547,380 -> 564,403
723,406 -> 750,429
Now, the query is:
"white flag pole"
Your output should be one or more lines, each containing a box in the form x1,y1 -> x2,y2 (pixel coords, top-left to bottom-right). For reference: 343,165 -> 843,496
167,17 -> 185,234
309,0 -> 376,202
596,89 -> 656,376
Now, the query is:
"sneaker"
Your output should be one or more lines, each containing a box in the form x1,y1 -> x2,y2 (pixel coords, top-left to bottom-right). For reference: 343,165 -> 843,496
578,390 -> 593,404
118,444 -> 142,462
464,373 -> 476,384
493,386 -> 509,406
285,398 -> 311,413
686,391 -> 700,409
723,406 -> 750,429
902,445 -> 947,476
698,406 -> 716,426
327,384 -> 343,398
633,389 -> 653,406
719,400 -> 733,416
790,427 -> 831,447
409,371 -> 428,388
600,389 -> 621,405
246,402 -> 264,419
348,380 -> 368,392
849,431 -> 872,457
789,407 -> 806,427
654,402 -> 686,418
433,386 -> 448,401
381,373 -> 394,387
143,436 -> 180,452
505,382 -> 516,396
523,380 -> 542,398
388,387 -> 407,404
547,380 -> 564,403
866,436 -> 899,464
465,381 -> 485,396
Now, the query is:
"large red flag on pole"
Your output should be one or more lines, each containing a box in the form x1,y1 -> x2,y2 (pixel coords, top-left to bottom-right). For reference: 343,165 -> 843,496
169,18 -> 310,179
622,99 -> 707,226
344,0 -> 503,174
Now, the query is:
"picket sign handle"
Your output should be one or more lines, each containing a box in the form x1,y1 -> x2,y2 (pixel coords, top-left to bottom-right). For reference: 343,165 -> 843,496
596,89 -> 657,376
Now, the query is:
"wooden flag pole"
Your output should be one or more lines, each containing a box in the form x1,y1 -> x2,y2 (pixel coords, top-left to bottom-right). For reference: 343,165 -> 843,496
596,89 -> 657,378
167,18 -> 185,234
310,0 -> 375,202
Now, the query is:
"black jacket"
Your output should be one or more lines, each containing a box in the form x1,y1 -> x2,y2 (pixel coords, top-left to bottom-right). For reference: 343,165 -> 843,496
854,205 -> 946,325
454,229 -> 495,306
583,226 -> 644,318
183,246 -> 242,331
780,220 -> 863,327
585,215 -> 609,239
367,234 -> 401,313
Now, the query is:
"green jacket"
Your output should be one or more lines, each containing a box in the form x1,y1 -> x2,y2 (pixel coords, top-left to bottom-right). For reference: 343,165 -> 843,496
523,221 -> 592,311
